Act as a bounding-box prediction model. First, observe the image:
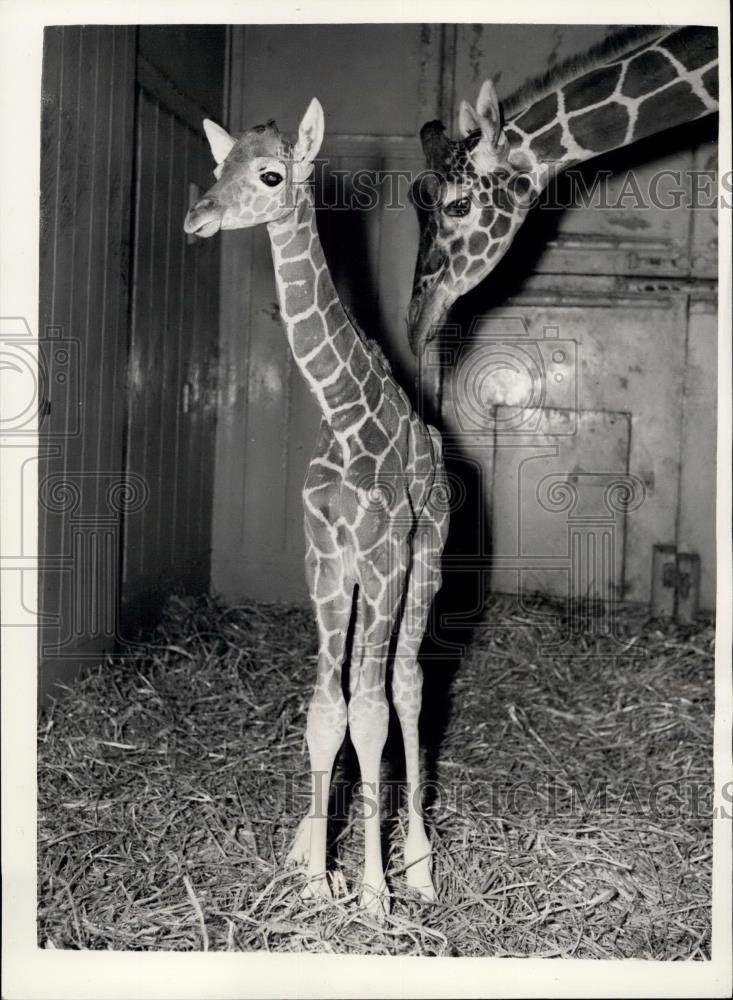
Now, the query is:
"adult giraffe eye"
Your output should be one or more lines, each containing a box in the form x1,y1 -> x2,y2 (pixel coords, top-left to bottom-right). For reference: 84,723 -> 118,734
444,196 -> 472,218
260,171 -> 283,187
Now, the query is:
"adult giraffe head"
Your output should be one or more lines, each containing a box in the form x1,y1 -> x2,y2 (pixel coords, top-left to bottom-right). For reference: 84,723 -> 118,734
184,98 -> 324,237
407,78 -> 537,354
407,25 -> 719,357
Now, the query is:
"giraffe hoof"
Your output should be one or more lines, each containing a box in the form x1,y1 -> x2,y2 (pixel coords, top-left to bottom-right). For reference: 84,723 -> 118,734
329,870 -> 348,899
406,860 -> 436,902
286,816 -> 310,866
302,873 -> 333,900
359,882 -> 391,919
410,879 -> 436,902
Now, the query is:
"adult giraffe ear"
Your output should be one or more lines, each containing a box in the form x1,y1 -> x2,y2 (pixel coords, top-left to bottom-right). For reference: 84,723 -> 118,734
292,98 -> 325,182
203,119 -> 236,165
459,79 -> 504,150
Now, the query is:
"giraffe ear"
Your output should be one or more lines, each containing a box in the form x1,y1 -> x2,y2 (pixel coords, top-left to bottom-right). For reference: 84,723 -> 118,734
203,119 -> 236,165
458,100 -> 482,137
292,98 -> 324,182
474,79 -> 504,148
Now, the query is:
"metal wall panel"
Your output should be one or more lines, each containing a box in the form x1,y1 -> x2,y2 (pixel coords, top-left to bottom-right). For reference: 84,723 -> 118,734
238,24 -> 430,137
489,408 -> 631,600
677,299 -> 717,610
689,139 -> 719,279
441,287 -> 689,604
38,26 -> 136,696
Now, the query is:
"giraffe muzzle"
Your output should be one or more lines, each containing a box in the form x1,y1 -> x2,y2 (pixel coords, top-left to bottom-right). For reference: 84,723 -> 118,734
407,291 -> 450,357
183,197 -> 223,239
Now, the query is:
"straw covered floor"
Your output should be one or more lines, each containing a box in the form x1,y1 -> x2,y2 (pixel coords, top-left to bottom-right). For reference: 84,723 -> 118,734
38,594 -> 714,956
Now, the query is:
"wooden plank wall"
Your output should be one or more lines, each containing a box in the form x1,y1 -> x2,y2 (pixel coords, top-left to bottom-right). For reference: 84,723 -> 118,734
122,90 -> 220,627
121,26 -> 225,629
38,26 -> 137,696
38,26 -> 227,700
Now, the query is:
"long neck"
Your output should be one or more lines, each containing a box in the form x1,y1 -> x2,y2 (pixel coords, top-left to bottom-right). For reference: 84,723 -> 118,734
267,185 -> 375,434
506,26 -> 718,185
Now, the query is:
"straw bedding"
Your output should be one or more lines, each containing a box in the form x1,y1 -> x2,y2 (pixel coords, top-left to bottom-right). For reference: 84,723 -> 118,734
38,593 -> 714,956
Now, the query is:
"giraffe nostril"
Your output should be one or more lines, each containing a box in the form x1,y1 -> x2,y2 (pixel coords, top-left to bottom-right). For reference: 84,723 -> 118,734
192,197 -> 216,213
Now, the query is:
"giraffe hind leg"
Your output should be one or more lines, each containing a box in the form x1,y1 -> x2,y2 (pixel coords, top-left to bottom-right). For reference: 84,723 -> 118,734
392,493 -> 448,900
348,559 -> 410,919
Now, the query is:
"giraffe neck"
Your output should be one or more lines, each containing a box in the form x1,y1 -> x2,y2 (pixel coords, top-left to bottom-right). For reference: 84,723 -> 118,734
267,186 -> 377,437
505,26 -> 719,188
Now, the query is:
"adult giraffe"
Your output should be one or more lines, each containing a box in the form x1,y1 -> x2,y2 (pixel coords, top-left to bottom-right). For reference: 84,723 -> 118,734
407,25 -> 719,356
184,99 -> 449,916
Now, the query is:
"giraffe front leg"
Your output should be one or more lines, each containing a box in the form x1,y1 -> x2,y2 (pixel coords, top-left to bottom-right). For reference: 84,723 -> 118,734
289,536 -> 352,899
286,814 -> 311,866
300,631 -> 348,899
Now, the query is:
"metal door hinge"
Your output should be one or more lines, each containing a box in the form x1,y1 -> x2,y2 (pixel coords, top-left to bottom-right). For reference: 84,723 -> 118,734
651,544 -> 701,622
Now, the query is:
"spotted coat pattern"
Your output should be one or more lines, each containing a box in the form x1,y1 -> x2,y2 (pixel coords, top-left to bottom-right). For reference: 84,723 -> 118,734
184,104 -> 449,915
408,26 -> 719,354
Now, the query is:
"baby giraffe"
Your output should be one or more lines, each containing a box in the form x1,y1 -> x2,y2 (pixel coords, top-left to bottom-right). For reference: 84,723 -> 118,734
184,99 -> 449,916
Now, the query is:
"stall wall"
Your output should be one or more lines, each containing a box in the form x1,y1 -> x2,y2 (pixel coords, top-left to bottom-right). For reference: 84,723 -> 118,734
38,26 -> 226,701
211,24 -> 717,611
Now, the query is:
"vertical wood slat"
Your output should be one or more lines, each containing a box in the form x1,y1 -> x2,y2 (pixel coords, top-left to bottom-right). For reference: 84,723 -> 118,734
210,26 -> 252,595
122,86 -> 220,619
38,25 -> 67,645
38,26 -> 136,695
123,90 -> 155,585
163,115 -> 186,567
173,123 -> 199,586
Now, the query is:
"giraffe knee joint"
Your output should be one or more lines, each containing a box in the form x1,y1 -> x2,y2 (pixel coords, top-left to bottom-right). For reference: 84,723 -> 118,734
392,661 -> 423,717
348,693 -> 389,749
306,695 -> 347,757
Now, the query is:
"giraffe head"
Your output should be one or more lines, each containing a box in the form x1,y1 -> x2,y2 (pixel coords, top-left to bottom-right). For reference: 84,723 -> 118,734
183,98 -> 324,238
407,80 -> 536,355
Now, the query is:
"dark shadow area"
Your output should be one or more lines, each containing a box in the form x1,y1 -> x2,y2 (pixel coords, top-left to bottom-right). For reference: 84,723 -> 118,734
316,170 -> 384,346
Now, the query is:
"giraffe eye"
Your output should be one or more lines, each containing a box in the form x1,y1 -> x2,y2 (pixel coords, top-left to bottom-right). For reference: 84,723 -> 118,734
444,196 -> 472,218
260,171 -> 283,187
